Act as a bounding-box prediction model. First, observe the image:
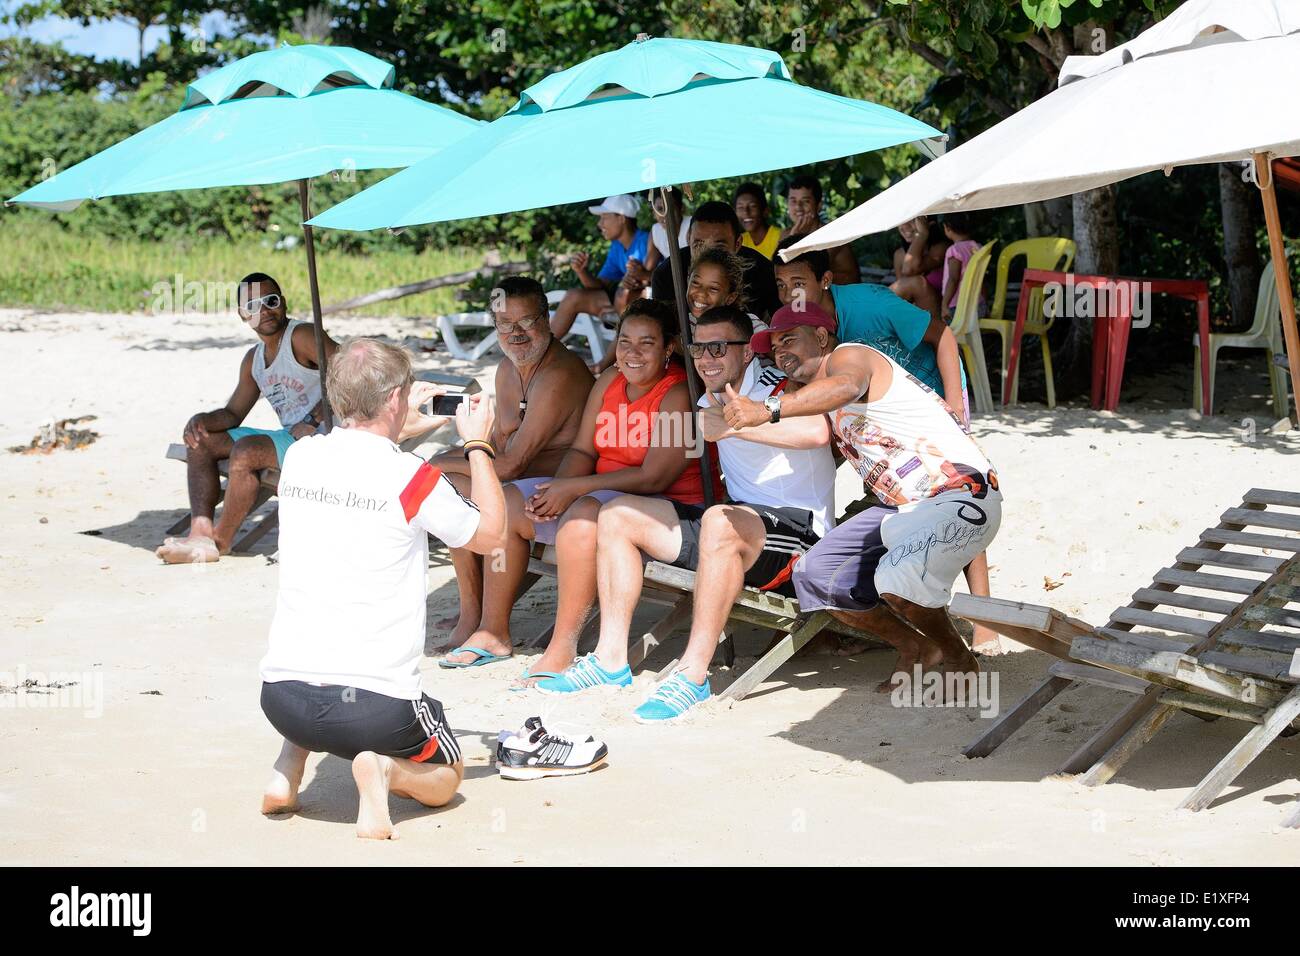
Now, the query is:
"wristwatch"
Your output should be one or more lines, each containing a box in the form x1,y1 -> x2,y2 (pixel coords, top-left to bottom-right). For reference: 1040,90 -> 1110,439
764,395 -> 782,423
301,413 -> 320,430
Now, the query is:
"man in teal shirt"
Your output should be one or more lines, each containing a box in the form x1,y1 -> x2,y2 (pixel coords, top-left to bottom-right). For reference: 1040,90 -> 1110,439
773,237 -> 967,422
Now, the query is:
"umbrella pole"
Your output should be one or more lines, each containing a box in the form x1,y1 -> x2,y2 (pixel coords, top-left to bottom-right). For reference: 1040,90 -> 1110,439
297,178 -> 334,431
1253,153 -> 1300,424
661,185 -> 716,508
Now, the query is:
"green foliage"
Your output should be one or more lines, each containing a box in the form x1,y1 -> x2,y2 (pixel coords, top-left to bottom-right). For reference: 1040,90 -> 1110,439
0,216 -> 500,316
3,0 -> 1290,369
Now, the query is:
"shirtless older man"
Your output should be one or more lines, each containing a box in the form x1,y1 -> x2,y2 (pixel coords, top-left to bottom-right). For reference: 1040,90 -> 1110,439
430,276 -> 594,655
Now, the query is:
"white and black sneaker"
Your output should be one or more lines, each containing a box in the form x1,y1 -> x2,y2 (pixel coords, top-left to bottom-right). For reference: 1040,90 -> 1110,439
495,717 -> 608,780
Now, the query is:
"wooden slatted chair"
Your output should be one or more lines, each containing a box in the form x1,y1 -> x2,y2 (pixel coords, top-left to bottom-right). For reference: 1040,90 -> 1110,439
953,487 -> 1300,812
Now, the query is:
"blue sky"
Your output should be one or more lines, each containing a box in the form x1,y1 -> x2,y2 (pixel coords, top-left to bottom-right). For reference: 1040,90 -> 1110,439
0,3 -> 235,63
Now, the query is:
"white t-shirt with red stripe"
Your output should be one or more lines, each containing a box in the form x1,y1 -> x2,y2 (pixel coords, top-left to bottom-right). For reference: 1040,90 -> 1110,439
259,427 -> 480,700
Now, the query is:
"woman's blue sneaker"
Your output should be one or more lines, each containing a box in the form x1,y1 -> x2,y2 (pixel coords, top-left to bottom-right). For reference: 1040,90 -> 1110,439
633,672 -> 711,723
536,653 -> 632,694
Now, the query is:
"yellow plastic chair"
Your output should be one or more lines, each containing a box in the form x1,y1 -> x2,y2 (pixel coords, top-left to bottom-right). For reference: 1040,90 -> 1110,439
1192,259 -> 1289,418
948,241 -> 997,414
981,237 -> 1076,407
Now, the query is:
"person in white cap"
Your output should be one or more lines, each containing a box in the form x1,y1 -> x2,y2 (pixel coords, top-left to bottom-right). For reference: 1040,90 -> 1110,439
550,194 -> 650,337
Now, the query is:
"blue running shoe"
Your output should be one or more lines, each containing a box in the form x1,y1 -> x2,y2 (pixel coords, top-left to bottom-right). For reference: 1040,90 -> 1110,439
633,671 -> 711,723
536,653 -> 632,695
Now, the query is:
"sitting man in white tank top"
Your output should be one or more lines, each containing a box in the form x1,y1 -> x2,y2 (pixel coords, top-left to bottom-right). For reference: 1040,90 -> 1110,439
157,273 -> 336,564
721,302 -> 1002,694
156,274 -> 446,565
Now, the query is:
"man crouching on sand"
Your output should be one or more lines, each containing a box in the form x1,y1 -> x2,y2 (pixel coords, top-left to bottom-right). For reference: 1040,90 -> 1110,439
257,338 -> 507,839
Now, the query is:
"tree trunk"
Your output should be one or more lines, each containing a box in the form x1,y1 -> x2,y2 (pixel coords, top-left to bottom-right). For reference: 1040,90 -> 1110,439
1024,196 -> 1073,238
1054,185 -> 1119,396
1218,162 -> 1262,328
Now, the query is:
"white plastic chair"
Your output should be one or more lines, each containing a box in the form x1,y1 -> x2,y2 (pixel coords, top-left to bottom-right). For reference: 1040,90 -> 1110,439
948,241 -> 997,414
1192,259 -> 1289,418
435,290 -> 614,363
546,289 -> 615,364
435,310 -> 502,361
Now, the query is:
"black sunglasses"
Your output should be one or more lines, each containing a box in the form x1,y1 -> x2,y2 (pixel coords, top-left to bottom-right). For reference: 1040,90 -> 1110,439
686,340 -> 749,359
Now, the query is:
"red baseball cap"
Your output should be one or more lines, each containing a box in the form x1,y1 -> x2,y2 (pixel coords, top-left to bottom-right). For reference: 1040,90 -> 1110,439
750,301 -> 837,354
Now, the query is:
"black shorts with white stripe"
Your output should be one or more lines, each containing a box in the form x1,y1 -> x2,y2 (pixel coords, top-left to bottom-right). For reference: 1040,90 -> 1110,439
261,681 -> 461,766
669,501 -> 820,596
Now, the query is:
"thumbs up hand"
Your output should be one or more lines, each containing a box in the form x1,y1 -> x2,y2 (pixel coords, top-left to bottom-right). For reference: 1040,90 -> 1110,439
721,382 -> 769,430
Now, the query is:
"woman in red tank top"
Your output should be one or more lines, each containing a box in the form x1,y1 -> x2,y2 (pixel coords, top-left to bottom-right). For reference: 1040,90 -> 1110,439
507,300 -> 718,682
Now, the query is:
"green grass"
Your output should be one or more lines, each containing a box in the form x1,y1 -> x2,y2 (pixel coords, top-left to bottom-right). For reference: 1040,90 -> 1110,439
0,218 -> 507,318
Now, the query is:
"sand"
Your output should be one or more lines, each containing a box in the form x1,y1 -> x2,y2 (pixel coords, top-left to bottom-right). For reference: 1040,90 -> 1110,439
2,306 -> 1298,865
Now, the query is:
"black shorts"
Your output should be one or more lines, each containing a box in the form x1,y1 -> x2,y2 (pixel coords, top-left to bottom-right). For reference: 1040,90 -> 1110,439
670,501 -> 820,595
260,681 -> 461,766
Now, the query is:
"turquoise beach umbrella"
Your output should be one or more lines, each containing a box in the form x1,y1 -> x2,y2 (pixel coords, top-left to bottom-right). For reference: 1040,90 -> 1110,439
309,35 -> 941,500
8,44 -> 482,424
309,37 -> 941,231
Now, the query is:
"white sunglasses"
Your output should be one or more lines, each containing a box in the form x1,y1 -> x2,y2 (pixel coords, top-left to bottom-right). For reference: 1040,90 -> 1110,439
242,293 -> 282,314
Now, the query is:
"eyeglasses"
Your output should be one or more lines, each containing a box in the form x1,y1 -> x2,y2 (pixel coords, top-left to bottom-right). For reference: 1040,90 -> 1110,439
494,313 -> 546,335
241,293 -> 282,314
686,340 -> 749,359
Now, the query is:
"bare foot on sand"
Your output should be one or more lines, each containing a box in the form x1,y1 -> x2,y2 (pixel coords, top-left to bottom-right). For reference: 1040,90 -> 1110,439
972,625 -> 1004,656
156,534 -> 221,564
261,743 -> 307,815
352,751 -> 397,840
944,650 -> 981,678
441,628 -> 512,667
875,641 -> 943,693
261,773 -> 301,815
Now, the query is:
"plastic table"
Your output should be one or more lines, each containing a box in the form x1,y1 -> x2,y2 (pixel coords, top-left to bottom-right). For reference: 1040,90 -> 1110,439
1005,269 -> 1211,413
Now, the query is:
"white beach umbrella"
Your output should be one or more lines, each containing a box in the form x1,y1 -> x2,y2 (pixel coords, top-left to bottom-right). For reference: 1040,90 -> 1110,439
785,0 -> 1300,419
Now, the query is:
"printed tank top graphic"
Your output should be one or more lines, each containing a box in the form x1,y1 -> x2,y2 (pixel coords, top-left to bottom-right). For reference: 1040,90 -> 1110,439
830,344 -> 999,506
252,320 -> 323,427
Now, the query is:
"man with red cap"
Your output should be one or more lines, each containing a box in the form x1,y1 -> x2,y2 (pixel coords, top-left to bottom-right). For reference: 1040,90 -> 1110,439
723,302 -> 1003,691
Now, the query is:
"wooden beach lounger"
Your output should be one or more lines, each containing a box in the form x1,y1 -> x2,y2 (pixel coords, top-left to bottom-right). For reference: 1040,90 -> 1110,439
165,370 -> 479,553
953,487 -> 1300,812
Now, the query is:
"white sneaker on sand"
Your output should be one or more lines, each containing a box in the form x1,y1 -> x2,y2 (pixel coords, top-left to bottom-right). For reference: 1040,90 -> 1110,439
495,717 -> 608,780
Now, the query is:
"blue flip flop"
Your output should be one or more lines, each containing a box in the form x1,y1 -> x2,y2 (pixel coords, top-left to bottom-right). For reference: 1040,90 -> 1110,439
508,669 -> 563,692
438,646 -> 513,669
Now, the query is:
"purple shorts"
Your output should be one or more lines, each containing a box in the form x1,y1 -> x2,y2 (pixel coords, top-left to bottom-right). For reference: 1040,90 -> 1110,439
511,476 -> 629,546
792,491 -> 1001,611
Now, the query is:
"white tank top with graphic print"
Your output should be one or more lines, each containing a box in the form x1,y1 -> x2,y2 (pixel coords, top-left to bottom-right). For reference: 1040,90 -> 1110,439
829,343 -> 1000,507
251,320 -> 322,427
